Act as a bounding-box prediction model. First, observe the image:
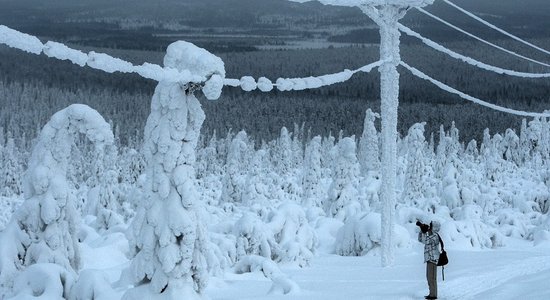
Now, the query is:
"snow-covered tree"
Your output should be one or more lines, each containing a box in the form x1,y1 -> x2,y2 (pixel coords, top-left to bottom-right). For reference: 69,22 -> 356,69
325,137 -> 361,221
530,115 -> 550,161
481,129 -> 505,181
234,202 -> 317,267
94,169 -> 123,231
291,123 -> 305,170
302,136 -> 325,208
273,127 -> 293,176
196,132 -> 222,180
335,212 -> 410,257
270,127 -> 302,203
268,203 -> 317,267
196,133 -> 223,206
518,118 -> 531,165
502,128 -> 520,164
124,41 -> 225,299
402,123 -> 436,211
320,133 -> 336,178
0,104 -> 113,297
120,147 -> 145,187
434,125 -> 447,178
358,109 -> 380,176
221,131 -> 250,204
242,149 -> 272,207
0,132 -> 23,197
234,212 -> 278,260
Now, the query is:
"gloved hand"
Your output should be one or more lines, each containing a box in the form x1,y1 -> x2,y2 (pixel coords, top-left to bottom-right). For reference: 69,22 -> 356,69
416,221 -> 429,233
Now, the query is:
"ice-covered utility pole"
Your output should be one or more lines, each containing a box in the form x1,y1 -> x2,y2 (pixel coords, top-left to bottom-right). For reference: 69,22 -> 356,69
362,0 -> 435,268
291,0 -> 434,267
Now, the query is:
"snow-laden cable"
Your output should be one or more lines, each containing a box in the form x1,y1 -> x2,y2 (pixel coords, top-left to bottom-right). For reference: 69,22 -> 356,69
416,8 -> 550,68
399,61 -> 550,118
0,24 -> 43,54
398,24 -> 550,78
1,25 -> 383,94
0,24 -> 211,83
223,59 -> 385,92
1,25 -> 207,84
443,0 -> 550,56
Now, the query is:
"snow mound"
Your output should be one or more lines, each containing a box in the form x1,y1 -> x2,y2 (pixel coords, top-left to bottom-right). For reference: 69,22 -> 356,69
68,269 -> 115,300
335,212 -> 410,256
7,263 -> 75,300
442,207 -> 505,249
234,255 -> 300,295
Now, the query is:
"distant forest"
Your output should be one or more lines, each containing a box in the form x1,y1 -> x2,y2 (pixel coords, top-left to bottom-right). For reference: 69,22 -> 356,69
1,35 -> 549,150
0,0 -> 549,150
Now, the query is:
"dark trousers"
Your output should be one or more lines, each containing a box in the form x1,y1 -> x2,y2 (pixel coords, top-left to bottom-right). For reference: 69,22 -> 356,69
426,262 -> 437,297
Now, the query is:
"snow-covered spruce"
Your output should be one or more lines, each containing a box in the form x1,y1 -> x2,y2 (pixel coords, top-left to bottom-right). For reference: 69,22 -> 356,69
233,203 -> 317,267
221,131 -> 251,204
124,41 -> 224,299
402,122 -> 437,212
234,212 -> 278,260
302,136 -> 325,209
93,170 -> 124,231
0,104 -> 113,298
267,203 -> 318,267
242,149 -> 273,208
325,137 -> 362,221
358,109 -> 380,177
0,133 -> 24,197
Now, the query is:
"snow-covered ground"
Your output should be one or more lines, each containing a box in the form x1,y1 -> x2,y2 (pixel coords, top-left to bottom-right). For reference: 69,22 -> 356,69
271,243 -> 550,300
79,225 -> 550,300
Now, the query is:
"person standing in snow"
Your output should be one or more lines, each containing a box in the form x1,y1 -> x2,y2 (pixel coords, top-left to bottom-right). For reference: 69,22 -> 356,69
417,220 -> 441,300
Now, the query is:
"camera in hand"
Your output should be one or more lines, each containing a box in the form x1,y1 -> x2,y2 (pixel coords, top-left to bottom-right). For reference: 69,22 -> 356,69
416,221 -> 430,233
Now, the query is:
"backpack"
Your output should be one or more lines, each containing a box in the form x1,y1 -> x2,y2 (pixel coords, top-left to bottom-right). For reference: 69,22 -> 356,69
437,234 -> 448,280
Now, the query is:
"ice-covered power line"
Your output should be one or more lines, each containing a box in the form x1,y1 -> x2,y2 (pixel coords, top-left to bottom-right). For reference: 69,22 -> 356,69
400,61 -> 550,118
2,24 -> 549,118
0,25 -> 382,95
443,0 -> 550,56
416,8 -> 550,68
0,25 -> 207,83
398,24 -> 550,78
224,60 -> 386,92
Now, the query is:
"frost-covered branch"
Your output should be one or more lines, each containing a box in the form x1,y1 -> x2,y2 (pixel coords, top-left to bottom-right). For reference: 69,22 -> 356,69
400,61 -> 550,118
443,0 -> 550,56
398,24 -> 550,78
416,8 -> 550,68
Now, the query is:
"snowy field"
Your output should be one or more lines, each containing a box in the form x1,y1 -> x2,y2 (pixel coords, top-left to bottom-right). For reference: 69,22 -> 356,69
208,249 -> 550,300
79,225 -> 550,300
